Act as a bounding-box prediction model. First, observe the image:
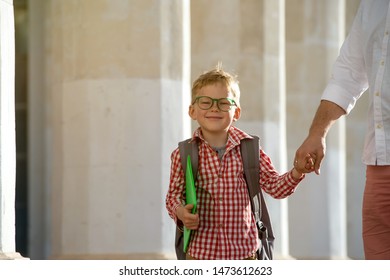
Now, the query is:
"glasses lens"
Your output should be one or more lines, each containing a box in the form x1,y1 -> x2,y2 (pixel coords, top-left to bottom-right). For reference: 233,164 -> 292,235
218,98 -> 234,111
197,96 -> 213,110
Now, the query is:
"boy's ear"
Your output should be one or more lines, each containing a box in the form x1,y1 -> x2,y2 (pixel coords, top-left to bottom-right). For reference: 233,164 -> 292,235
233,107 -> 241,121
188,105 -> 197,120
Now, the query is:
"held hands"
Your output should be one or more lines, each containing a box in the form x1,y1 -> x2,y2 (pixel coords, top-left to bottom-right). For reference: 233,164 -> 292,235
176,204 -> 199,230
292,153 -> 315,180
295,135 -> 326,175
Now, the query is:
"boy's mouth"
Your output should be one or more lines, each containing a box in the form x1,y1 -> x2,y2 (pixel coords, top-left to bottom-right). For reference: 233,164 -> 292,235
206,116 -> 223,120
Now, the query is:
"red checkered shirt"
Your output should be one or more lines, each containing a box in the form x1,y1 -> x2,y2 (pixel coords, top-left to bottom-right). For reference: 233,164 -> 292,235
166,126 -> 303,260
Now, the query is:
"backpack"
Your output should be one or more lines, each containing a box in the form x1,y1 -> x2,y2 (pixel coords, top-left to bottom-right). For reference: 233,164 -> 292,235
174,136 -> 275,260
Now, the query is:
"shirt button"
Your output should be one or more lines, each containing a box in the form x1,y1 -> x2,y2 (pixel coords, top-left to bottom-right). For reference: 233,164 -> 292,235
381,60 -> 385,66
386,31 -> 389,36
377,124 -> 383,129
376,92 -> 380,97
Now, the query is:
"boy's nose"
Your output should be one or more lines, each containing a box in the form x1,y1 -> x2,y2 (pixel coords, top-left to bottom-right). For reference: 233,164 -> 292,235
210,100 -> 219,111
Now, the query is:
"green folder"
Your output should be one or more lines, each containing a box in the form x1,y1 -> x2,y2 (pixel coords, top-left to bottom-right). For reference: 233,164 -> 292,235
183,155 -> 197,253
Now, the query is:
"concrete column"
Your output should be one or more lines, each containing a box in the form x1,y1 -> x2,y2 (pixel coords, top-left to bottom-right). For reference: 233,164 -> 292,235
0,0 -> 24,260
28,0 -> 48,259
344,0 -> 365,260
190,0 -> 264,130
44,0 -> 190,259
191,0 -> 290,259
262,0 -> 290,259
286,0 -> 347,259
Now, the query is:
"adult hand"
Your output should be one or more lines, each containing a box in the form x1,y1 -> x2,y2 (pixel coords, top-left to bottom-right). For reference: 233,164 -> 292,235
294,101 -> 345,175
295,135 -> 326,175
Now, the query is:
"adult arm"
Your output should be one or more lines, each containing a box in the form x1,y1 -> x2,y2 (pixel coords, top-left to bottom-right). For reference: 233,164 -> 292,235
295,100 -> 346,175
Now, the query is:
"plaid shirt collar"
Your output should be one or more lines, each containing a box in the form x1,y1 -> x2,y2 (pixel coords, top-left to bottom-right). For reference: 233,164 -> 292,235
190,126 -> 254,148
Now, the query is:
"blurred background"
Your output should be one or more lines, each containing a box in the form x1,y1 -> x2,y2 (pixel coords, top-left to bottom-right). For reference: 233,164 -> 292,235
8,0 -> 366,259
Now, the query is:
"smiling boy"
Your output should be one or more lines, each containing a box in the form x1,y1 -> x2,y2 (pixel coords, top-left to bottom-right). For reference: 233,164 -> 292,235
166,64 -> 312,260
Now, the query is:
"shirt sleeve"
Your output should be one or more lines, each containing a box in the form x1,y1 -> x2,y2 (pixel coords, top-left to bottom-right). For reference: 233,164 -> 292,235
165,148 -> 185,224
321,1 -> 368,114
259,149 -> 303,199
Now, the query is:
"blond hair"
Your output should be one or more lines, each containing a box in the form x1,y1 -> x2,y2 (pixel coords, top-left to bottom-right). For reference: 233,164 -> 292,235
191,63 -> 241,107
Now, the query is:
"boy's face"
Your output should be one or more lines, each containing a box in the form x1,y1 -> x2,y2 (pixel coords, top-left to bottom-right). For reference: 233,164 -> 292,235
189,83 -> 241,136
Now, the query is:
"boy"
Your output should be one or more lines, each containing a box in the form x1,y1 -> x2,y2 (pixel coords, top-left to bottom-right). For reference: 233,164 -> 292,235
166,65 -> 312,260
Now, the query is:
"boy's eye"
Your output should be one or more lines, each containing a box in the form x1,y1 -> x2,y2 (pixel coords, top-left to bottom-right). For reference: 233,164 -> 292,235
219,100 -> 231,106
198,97 -> 212,105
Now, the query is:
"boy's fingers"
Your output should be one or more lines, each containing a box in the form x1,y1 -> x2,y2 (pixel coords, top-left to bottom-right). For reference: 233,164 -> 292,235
184,204 -> 194,211
305,162 -> 314,171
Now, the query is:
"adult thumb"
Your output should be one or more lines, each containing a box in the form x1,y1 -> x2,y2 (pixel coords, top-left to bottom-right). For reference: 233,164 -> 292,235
314,157 -> 322,175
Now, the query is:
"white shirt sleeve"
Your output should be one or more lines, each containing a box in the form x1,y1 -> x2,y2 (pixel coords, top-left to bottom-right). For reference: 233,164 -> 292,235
321,1 -> 369,114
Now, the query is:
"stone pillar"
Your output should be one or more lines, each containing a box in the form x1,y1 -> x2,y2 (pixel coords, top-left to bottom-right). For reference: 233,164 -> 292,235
262,0 -> 291,259
286,0 -> 348,259
28,0 -> 47,259
0,0 -> 24,260
344,0 -> 365,260
44,0 -> 190,259
191,0 -> 290,259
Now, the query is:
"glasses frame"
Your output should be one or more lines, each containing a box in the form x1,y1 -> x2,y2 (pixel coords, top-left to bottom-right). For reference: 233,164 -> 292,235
192,96 -> 237,112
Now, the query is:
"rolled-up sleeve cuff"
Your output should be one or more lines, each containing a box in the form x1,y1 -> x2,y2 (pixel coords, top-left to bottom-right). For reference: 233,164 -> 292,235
321,82 -> 364,115
172,203 -> 184,225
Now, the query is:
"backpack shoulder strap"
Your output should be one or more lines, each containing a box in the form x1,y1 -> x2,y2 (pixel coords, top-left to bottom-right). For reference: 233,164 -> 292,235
240,136 -> 275,260
240,136 -> 261,221
178,138 -> 199,177
175,138 -> 198,260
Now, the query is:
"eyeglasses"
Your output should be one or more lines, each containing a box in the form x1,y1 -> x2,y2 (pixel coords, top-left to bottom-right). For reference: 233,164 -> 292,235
192,96 -> 237,112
